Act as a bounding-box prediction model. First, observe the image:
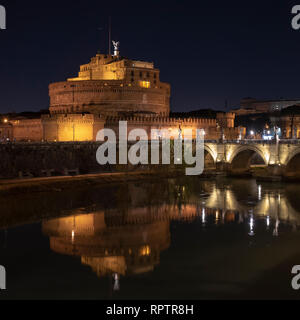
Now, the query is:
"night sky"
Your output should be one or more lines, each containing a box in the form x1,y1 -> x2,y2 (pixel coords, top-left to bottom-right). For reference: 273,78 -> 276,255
1,0 -> 300,113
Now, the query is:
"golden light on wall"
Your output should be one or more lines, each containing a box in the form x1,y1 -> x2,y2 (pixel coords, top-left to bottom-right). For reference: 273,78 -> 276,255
55,123 -> 93,142
139,245 -> 151,256
139,81 -> 151,89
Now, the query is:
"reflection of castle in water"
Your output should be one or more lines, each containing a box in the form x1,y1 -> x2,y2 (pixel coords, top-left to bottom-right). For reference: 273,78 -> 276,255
42,212 -> 170,278
42,202 -> 205,279
42,179 -> 300,280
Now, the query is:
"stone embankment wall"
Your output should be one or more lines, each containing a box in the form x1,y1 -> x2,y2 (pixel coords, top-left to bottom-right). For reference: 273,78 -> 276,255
0,142 -> 105,178
0,141 -> 182,179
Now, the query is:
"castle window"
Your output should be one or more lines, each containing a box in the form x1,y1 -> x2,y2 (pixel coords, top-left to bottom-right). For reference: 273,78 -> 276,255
139,245 -> 151,256
146,72 -> 150,78
131,71 -> 134,77
139,81 -> 151,89
131,78 -> 134,82
154,73 -> 157,79
140,71 -> 143,78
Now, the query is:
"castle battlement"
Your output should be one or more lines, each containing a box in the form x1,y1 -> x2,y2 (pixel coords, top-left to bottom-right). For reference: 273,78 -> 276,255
42,113 -> 97,121
105,116 -> 217,126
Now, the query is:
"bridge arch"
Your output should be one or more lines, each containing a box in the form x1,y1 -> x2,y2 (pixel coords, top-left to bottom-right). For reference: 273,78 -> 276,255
285,150 -> 300,178
228,146 -> 268,173
204,145 -> 217,161
204,145 -> 217,169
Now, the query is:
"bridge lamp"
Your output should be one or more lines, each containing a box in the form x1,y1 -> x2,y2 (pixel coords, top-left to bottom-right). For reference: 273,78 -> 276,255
3,118 -> 8,123
250,130 -> 255,136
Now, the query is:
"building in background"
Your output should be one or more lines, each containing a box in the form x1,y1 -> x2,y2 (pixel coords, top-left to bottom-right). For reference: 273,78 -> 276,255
270,105 -> 300,139
231,97 -> 300,116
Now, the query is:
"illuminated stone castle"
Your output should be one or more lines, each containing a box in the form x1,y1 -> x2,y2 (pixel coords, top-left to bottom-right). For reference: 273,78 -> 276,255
49,49 -> 170,116
0,43 -> 243,142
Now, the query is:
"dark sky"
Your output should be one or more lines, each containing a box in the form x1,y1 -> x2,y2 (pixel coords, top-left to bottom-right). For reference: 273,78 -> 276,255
1,0 -> 300,113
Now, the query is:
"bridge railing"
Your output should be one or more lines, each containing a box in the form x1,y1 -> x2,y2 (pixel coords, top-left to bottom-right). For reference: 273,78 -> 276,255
206,139 -> 300,145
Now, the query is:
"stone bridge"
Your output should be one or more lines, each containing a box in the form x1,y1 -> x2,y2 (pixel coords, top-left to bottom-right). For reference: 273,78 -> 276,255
203,139 -> 300,178
1,139 -> 300,179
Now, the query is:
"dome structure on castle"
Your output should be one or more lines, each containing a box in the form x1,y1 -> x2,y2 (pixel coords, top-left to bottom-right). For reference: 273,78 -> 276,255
49,45 -> 171,117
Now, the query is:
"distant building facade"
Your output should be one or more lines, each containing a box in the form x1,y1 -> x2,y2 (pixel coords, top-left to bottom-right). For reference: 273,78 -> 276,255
232,98 -> 300,116
278,115 -> 300,139
270,106 -> 300,139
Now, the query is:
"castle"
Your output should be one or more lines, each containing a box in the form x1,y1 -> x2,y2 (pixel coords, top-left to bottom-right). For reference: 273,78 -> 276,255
0,43 -> 243,142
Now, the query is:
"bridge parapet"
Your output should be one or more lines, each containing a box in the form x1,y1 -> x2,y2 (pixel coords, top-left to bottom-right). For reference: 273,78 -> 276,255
202,140 -> 300,179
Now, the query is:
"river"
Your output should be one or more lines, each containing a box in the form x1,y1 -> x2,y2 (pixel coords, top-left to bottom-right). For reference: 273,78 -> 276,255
0,177 -> 300,299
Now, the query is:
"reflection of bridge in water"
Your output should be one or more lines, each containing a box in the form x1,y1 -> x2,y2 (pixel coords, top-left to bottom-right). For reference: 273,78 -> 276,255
42,178 -> 300,283
205,182 -> 300,224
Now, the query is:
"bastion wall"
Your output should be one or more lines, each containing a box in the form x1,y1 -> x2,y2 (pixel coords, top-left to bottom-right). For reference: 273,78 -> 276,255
5,112 -> 240,142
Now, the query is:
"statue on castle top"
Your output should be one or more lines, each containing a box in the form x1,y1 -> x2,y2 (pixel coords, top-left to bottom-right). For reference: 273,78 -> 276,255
112,41 -> 119,50
112,41 -> 120,56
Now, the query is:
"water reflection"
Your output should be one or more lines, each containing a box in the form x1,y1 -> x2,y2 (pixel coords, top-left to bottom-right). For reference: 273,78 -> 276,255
42,213 -> 170,279
40,178 -> 300,288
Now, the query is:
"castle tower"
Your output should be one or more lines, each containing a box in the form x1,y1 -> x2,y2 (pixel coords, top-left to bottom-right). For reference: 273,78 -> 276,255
216,112 -> 235,128
49,45 -> 171,117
